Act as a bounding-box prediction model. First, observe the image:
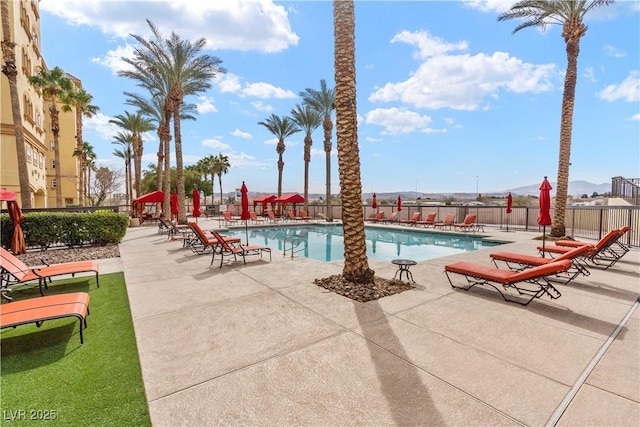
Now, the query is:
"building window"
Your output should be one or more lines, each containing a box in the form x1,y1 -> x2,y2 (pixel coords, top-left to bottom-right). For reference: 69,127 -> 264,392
51,160 -> 56,169
50,141 -> 55,150
39,154 -> 44,168
51,179 -> 57,189
26,146 -> 32,163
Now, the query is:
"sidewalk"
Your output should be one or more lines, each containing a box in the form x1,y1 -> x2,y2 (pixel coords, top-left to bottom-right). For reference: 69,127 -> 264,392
114,220 -> 639,426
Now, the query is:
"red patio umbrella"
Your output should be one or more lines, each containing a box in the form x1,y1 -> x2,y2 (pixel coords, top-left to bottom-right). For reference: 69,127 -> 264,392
372,193 -> 377,210
537,177 -> 553,257
1,190 -> 25,255
505,192 -> 513,232
397,196 -> 402,212
240,182 -> 250,244
192,188 -> 201,223
170,192 -> 179,221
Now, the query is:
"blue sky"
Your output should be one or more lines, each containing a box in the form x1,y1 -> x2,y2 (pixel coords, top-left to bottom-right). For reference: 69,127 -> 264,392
39,0 -> 639,195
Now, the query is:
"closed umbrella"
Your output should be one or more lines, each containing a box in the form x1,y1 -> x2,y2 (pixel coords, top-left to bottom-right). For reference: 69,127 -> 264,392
397,196 -> 402,212
170,192 -> 179,222
505,192 -> 513,232
537,177 -> 553,257
372,193 -> 377,210
240,181 -> 250,244
192,188 -> 201,223
1,190 -> 26,255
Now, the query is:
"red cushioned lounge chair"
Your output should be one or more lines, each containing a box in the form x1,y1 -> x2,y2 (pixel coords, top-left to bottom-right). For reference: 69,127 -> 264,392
210,230 -> 271,268
444,259 -> 571,306
416,212 -> 437,228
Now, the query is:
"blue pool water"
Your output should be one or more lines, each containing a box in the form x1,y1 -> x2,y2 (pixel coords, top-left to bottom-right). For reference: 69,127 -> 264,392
224,224 -> 502,262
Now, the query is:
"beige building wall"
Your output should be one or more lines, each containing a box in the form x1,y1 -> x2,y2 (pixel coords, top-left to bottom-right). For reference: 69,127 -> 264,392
2,1 -> 82,208
1,0 -> 48,207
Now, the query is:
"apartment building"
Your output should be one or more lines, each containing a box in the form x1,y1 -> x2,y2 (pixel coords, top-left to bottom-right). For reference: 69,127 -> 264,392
1,0 -> 80,207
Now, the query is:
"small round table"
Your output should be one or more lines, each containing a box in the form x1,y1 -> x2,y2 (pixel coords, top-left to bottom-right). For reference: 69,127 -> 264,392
392,259 -> 417,283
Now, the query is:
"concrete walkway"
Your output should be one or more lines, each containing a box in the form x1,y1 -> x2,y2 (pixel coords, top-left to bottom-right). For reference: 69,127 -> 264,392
111,219 -> 639,426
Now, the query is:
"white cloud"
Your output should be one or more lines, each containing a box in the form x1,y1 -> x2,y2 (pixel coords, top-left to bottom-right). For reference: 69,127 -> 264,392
84,112 -> 121,140
232,129 -> 252,139
201,138 -> 231,150
630,113 -> 640,121
462,0 -> 518,13
196,96 -> 218,114
251,101 -> 274,112
90,44 -> 136,75
40,0 -> 299,53
583,67 -> 597,83
214,73 -> 243,93
310,147 -> 336,158
365,108 -> 433,134
597,71 -> 640,102
603,44 -> 627,58
370,31 -> 558,111
240,82 -> 297,99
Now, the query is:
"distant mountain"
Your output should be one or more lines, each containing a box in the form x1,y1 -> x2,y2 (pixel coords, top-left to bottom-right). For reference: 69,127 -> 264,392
504,180 -> 611,197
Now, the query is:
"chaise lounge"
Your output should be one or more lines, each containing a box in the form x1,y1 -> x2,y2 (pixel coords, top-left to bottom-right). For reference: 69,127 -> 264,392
210,230 -> 271,268
444,259 -> 571,306
1,248 -> 100,298
0,291 -> 91,344
416,212 -> 437,228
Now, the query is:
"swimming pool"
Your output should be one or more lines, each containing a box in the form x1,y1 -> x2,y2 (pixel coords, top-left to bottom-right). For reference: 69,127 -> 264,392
224,224 -> 502,262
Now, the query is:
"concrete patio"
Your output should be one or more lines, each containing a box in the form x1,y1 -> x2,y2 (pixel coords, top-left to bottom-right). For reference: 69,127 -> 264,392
110,219 -> 639,426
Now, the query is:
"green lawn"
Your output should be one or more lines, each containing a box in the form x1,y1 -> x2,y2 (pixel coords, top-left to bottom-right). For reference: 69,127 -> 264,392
1,273 -> 150,426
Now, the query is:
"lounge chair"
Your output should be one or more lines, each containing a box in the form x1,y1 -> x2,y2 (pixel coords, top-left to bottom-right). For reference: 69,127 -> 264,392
223,211 -> 238,226
453,214 -> 477,232
433,214 -> 456,230
555,226 -> 630,258
400,212 -> 421,226
298,210 -> 314,221
287,210 -> 303,221
0,247 -> 100,297
0,291 -> 91,344
158,218 -> 172,235
489,244 -> 593,284
267,211 -> 283,223
365,211 -> 385,222
210,230 -> 272,268
249,211 -> 266,224
381,211 -> 399,223
445,259 -> 571,306
537,227 -> 629,270
416,212 -> 437,228
187,222 -> 241,254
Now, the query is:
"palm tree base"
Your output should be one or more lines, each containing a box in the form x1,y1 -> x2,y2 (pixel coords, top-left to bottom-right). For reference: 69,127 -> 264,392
314,274 -> 413,303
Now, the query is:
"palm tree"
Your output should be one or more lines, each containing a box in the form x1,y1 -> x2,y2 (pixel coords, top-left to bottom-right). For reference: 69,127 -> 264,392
300,79 -> 335,220
121,20 -> 225,223
1,0 -> 31,207
109,111 -> 154,200
334,0 -> 374,283
28,66 -> 73,207
196,156 -> 213,204
258,114 -> 301,197
112,131 -> 134,206
61,86 -> 99,206
498,0 -> 614,237
290,104 -> 322,212
84,143 -> 97,205
72,141 -> 95,205
211,154 -> 230,204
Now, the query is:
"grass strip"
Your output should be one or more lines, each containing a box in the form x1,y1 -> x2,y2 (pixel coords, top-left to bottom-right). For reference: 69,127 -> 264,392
1,273 -> 150,426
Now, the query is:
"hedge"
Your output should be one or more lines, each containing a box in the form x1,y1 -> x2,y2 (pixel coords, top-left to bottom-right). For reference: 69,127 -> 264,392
0,211 -> 129,250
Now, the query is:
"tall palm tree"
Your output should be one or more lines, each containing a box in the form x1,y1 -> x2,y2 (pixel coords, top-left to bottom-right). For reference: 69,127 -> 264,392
300,79 -> 335,220
290,103 -> 322,212
72,141 -> 95,205
211,154 -> 230,204
258,114 -> 301,197
1,0 -> 31,207
122,20 -> 225,223
334,0 -> 374,283
84,143 -> 97,205
109,111 -> 154,200
28,66 -> 73,207
498,0 -> 614,237
61,86 -> 99,206
112,131 -> 134,206
196,156 -> 213,204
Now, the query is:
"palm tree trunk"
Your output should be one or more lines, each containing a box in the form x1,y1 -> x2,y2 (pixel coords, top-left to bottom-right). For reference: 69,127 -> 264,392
323,115 -> 333,220
218,175 -> 223,205
76,110 -> 85,206
334,0 -> 374,283
1,0 -> 31,208
304,134 -> 311,212
551,37 -> 580,237
162,111 -> 172,218
50,104 -> 63,207
173,109 -> 186,223
156,136 -> 164,192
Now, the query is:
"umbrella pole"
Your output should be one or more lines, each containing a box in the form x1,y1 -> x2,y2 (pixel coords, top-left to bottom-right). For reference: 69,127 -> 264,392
245,221 -> 249,245
542,226 -> 546,258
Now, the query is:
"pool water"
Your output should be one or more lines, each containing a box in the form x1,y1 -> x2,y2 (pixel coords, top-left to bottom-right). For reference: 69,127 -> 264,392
224,224 -> 502,262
